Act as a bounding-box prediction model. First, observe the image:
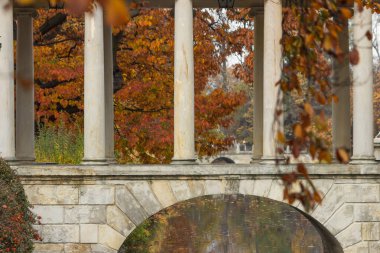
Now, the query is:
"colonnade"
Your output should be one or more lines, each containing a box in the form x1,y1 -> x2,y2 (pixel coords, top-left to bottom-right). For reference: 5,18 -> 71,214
0,0 -> 376,164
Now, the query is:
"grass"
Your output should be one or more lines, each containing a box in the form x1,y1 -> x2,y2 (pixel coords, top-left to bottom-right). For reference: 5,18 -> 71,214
35,124 -> 83,164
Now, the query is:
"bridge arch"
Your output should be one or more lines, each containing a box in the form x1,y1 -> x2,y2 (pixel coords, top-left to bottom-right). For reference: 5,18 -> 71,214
116,194 -> 343,253
99,179 -> 344,252
211,157 -> 236,164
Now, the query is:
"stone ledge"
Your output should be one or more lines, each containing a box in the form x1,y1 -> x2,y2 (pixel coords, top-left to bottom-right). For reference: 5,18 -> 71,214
12,163 -> 380,182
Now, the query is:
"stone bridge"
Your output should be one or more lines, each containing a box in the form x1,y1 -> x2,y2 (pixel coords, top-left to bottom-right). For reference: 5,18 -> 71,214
14,163 -> 380,253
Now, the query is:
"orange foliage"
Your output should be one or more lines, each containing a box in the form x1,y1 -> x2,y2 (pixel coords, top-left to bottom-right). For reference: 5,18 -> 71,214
33,9 -> 250,163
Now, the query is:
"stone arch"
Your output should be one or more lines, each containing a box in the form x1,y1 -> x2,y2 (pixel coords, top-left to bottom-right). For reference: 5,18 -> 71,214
98,179 -> 343,252
211,157 -> 236,164
118,195 -> 342,253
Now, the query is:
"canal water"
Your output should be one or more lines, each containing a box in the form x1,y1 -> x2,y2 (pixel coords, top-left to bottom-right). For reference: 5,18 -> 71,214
119,195 -> 323,253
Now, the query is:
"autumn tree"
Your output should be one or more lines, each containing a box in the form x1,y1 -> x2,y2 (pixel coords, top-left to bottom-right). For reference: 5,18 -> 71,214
32,7 -> 250,163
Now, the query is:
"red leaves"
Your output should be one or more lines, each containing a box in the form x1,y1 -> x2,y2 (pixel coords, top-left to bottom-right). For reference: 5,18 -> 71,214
349,47 -> 360,65
278,1 -> 369,211
0,159 -> 41,252
297,164 -> 308,178
64,0 -> 91,16
366,30 -> 373,41
281,163 -> 322,212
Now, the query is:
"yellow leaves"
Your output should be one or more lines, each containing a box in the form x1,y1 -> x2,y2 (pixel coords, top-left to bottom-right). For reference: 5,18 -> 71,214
104,0 -> 130,26
331,94 -> 339,104
322,34 -> 334,52
304,103 -> 314,117
315,92 -> 327,105
15,0 -> 34,6
276,131 -> 286,144
336,148 -> 350,164
319,150 -> 332,163
294,124 -> 303,139
313,191 -> 322,204
305,34 -> 315,48
340,7 -> 353,19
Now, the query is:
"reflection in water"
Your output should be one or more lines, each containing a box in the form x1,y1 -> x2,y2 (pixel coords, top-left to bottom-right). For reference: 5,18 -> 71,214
119,195 -> 323,253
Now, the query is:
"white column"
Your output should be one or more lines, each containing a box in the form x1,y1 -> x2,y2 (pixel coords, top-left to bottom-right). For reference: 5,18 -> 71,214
262,0 -> 282,162
332,19 -> 351,156
172,0 -> 196,164
16,11 -> 35,162
351,5 -> 375,163
104,21 -> 115,163
252,12 -> 264,162
0,0 -> 15,161
83,3 -> 107,164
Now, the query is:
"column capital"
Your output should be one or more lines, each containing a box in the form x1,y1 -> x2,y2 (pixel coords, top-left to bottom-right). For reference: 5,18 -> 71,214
14,8 -> 37,18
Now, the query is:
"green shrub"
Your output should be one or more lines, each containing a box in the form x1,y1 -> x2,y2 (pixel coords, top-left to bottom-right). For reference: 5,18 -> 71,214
0,159 -> 41,253
35,125 -> 83,164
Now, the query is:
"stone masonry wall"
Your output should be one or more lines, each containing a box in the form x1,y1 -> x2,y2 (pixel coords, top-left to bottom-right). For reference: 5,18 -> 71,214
13,164 -> 380,253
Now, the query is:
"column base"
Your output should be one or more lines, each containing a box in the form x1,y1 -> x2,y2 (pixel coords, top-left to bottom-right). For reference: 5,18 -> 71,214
250,156 -> 262,164
259,156 -> 285,165
350,156 -> 376,164
81,158 -> 109,166
106,157 -> 118,164
7,157 -> 35,165
171,159 -> 198,165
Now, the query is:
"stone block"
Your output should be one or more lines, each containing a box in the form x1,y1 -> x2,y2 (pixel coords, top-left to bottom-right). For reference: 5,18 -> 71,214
79,185 -> 114,204
324,204 -> 354,235
126,181 -> 162,216
187,180 -> 205,197
32,206 -> 64,224
252,179 -> 273,197
311,179 -> 334,196
40,225 -> 79,243
107,206 -> 136,237
370,241 -> 380,253
91,244 -> 117,253
239,180 -> 255,195
33,243 -> 64,253
150,181 -> 177,208
224,180 -> 240,194
99,225 -> 126,250
24,185 -> 78,205
204,180 -> 223,195
355,204 -> 380,222
64,244 -> 92,253
336,223 -> 362,248
80,224 -> 98,243
267,180 -> 283,201
344,241 -> 369,253
115,186 -> 148,225
362,223 -> 380,241
170,180 -> 192,202
64,206 -> 106,224
313,184 -> 380,224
